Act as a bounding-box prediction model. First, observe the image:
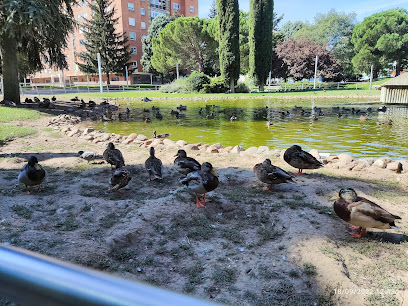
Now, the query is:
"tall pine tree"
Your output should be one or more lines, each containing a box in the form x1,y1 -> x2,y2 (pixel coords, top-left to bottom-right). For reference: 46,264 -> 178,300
78,0 -> 131,84
217,0 -> 240,93
249,0 -> 274,91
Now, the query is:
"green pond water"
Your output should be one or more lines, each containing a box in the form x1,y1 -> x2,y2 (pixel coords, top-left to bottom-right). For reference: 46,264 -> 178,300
92,98 -> 408,159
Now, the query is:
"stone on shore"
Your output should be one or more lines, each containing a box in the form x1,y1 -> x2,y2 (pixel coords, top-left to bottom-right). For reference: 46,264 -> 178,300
136,134 -> 148,141
231,145 -> 245,154
176,140 -> 188,147
309,149 -> 321,160
127,133 -> 138,141
387,161 -> 403,173
373,159 -> 387,169
338,153 -> 354,163
257,146 -> 269,154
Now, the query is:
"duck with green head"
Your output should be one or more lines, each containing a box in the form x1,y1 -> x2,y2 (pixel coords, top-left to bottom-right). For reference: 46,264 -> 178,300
331,188 -> 401,238
18,156 -> 46,194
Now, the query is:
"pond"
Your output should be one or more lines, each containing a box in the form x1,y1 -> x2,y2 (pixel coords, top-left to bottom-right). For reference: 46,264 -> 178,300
91,98 -> 408,159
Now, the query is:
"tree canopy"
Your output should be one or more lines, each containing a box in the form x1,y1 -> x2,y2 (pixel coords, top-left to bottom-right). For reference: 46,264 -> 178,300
352,9 -> 408,76
217,0 -> 240,92
279,21 -> 304,40
151,17 -> 218,76
0,0 -> 75,103
141,15 -> 170,75
276,38 -> 341,81
77,0 -> 131,84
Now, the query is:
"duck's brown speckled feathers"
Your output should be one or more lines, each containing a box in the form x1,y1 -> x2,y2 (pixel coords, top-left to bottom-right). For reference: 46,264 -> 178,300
179,162 -> 219,207
174,149 -> 201,176
109,167 -> 132,192
18,156 -> 46,187
145,147 -> 163,180
253,159 -> 293,186
284,145 -> 322,171
103,142 -> 125,168
333,188 -> 401,237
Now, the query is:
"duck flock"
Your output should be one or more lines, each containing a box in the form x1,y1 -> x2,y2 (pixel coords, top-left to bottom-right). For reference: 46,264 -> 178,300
18,142 -> 401,239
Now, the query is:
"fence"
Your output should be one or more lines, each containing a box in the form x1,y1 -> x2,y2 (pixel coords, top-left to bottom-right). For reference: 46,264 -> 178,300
19,83 -> 161,96
266,82 -> 372,92
0,244 -> 214,306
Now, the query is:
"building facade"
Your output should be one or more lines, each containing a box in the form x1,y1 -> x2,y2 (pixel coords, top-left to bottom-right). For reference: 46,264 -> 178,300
30,0 -> 198,86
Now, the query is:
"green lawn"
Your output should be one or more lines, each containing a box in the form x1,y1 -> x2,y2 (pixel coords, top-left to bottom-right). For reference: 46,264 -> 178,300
0,125 -> 37,142
45,88 -> 381,101
0,107 -> 41,122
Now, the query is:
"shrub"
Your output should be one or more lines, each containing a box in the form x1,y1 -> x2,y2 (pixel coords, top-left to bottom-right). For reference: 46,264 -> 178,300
186,71 -> 210,92
235,82 -> 250,93
202,76 -> 228,93
159,78 -> 189,93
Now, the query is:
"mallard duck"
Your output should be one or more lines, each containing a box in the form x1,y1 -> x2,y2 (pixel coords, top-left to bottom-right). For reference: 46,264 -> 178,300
283,145 -> 323,175
177,105 -> 187,111
142,97 -> 152,102
253,159 -> 293,190
18,156 -> 46,194
153,131 -> 170,138
109,166 -> 132,193
331,188 -> 401,238
51,96 -> 56,102
103,142 -> 125,169
379,119 -> 393,125
174,149 -> 201,176
145,147 -> 163,181
176,113 -> 186,119
180,162 -> 219,208
78,151 -> 101,163
230,115 -> 237,121
155,112 -> 163,120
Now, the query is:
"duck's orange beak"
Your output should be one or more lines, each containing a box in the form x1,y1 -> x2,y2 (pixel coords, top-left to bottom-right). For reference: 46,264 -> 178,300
210,169 -> 219,177
34,163 -> 41,170
330,195 -> 340,200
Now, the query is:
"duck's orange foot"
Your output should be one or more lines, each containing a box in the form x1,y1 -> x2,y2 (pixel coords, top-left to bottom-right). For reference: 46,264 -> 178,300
348,225 -> 361,231
117,189 -> 125,194
349,228 -> 366,238
195,193 -> 206,208
263,186 -> 271,191
294,169 -> 303,176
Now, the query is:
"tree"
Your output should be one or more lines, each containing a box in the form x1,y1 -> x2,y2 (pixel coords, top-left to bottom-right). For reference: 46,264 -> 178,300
141,15 -> 170,75
294,9 -> 357,80
209,0 -> 218,19
239,11 -> 250,75
276,38 -> 341,81
217,0 -> 240,92
279,21 -> 305,40
352,9 -> 408,76
249,0 -> 274,91
78,0 -> 131,84
0,0 -> 75,104
151,17 -> 218,76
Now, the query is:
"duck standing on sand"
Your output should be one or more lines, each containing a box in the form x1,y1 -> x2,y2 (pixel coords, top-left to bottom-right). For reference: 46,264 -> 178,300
109,163 -> 132,193
331,188 -> 401,238
174,149 -> 201,176
103,142 -> 125,169
283,145 -> 322,175
180,162 -> 219,208
18,156 -> 46,194
145,147 -> 163,181
253,159 -> 293,190
78,151 -> 101,163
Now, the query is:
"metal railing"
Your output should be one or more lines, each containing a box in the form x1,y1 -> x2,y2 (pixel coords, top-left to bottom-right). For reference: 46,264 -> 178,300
0,244 -> 214,306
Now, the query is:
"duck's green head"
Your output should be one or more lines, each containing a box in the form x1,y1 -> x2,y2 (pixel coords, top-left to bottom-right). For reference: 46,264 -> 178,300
331,188 -> 358,202
28,156 -> 41,170
202,162 -> 218,177
107,142 -> 115,150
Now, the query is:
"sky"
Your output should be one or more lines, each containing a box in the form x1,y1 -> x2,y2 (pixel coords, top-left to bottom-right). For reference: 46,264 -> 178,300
199,0 -> 408,25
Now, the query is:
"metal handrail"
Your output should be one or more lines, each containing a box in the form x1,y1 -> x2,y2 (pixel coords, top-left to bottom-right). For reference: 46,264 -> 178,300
0,244 -> 214,306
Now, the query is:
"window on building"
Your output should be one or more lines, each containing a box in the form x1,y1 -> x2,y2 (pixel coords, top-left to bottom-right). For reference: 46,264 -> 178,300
150,10 -> 166,18
129,17 -> 135,26
190,6 -> 194,13
112,77 -> 120,81
130,47 -> 137,54
141,8 -> 145,15
79,39 -> 84,46
77,14 -> 82,21
141,22 -> 146,29
83,12 -> 88,19
173,3 -> 179,10
128,3 -> 134,11
131,61 -> 138,68
129,32 -> 136,40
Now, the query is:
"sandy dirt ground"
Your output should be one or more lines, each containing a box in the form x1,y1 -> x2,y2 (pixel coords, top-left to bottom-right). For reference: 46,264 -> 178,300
1,112 -> 407,306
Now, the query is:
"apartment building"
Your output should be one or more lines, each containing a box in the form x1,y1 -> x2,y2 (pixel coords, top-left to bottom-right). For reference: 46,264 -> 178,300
30,0 -> 198,86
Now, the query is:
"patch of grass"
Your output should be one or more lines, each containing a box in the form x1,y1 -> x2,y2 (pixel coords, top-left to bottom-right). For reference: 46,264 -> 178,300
212,266 -> 237,286
11,205 -> 33,219
258,264 -> 281,280
183,262 -> 205,293
0,125 -> 37,142
99,212 -> 120,229
368,293 -> 399,306
170,214 -> 216,241
303,262 -> 317,276
221,228 -> 244,244
79,183 -> 107,197
48,239 -> 65,248
56,216 -> 79,231
257,226 -> 282,245
109,247 -> 137,262
289,269 -> 300,278
0,107 -> 41,122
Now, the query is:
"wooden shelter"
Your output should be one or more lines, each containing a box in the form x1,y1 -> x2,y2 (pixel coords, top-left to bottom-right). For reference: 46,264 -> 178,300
380,73 -> 408,104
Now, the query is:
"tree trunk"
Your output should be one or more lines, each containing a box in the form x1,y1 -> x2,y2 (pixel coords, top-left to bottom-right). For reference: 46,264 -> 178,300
1,35 -> 20,104
106,73 -> 110,85
395,61 -> 401,76
258,83 -> 264,92
230,78 -> 235,93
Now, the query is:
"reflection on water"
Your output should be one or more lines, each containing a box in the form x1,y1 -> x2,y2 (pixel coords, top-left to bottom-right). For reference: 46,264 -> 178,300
91,99 -> 408,159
